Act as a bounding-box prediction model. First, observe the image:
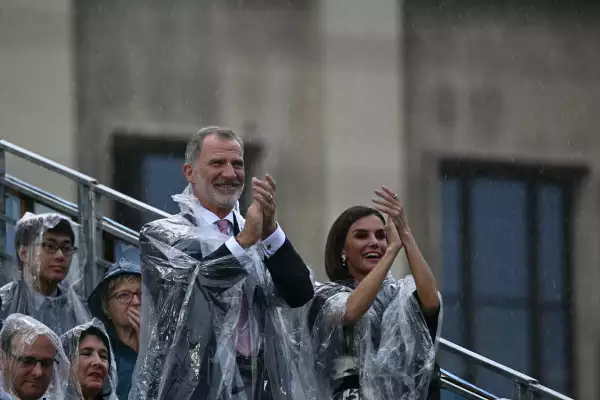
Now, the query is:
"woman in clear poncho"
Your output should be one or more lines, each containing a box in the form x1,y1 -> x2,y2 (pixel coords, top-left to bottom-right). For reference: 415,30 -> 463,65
60,319 -> 118,400
0,313 -> 70,400
88,258 -> 140,400
299,187 -> 442,400
0,213 -> 91,336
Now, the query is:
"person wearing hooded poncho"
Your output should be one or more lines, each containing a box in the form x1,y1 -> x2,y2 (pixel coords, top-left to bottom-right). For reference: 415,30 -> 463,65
88,259 -> 140,400
0,213 -> 91,336
0,313 -> 70,400
60,319 -> 118,400
129,127 -> 314,400
298,188 -> 442,400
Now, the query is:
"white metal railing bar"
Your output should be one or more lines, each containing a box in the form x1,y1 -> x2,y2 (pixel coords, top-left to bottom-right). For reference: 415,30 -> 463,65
441,369 -> 498,399
0,175 -> 79,217
440,339 -> 536,384
439,339 -> 573,400
96,183 -> 170,219
0,140 -> 96,185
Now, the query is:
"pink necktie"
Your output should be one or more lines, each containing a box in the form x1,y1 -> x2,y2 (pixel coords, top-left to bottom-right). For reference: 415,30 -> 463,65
216,219 -> 252,357
216,219 -> 230,235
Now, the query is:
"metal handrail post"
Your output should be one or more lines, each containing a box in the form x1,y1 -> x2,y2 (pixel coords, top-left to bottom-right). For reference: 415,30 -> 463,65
77,182 -> 101,297
514,382 -> 534,400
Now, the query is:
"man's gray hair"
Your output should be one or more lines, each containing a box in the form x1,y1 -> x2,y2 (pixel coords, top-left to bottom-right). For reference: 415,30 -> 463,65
184,126 -> 244,165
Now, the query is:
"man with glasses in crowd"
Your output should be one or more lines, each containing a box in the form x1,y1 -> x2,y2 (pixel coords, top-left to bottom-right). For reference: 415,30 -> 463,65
0,213 -> 91,335
0,313 -> 70,400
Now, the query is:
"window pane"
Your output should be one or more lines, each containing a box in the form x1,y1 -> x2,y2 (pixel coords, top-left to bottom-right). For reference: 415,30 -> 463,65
439,297 -> 466,377
473,306 -> 530,398
3,194 -> 20,265
441,297 -> 465,345
474,306 -> 531,374
474,368 -> 516,399
441,178 -> 462,296
540,308 -> 568,394
537,184 -> 565,303
5,194 -> 20,220
471,179 -> 528,300
141,155 -> 187,215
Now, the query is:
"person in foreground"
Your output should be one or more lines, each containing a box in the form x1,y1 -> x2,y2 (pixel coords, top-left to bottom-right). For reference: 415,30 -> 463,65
0,213 -> 91,335
61,319 -> 117,400
0,313 -> 70,400
130,126 -> 314,400
300,186 -> 442,400
88,259 -> 140,399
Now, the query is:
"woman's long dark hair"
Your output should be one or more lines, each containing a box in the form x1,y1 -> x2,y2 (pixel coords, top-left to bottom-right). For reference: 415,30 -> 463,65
324,206 -> 385,282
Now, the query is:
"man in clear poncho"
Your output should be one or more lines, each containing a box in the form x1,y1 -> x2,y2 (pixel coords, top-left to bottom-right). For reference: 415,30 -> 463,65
0,213 -> 92,335
0,313 -> 70,400
61,319 -> 118,399
130,127 -> 314,400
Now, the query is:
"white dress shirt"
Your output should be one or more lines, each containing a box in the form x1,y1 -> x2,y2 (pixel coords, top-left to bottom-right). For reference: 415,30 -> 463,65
192,202 -> 286,263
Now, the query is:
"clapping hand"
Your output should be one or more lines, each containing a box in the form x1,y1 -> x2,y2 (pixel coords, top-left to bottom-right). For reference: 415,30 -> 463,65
372,185 -> 411,240
252,174 -> 278,239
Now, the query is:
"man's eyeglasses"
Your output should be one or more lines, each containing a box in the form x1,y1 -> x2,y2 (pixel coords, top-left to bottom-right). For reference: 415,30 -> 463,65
11,354 -> 58,369
40,241 -> 77,256
109,291 -> 141,305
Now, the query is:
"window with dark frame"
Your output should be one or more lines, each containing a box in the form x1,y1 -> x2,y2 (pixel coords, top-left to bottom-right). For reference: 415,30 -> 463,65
438,160 -> 582,399
111,133 -> 263,260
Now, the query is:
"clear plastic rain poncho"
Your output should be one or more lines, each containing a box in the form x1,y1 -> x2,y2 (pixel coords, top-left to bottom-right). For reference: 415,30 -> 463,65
130,185 -> 307,400
0,213 -> 91,336
294,275 -> 442,400
0,313 -> 70,399
61,318 -> 118,400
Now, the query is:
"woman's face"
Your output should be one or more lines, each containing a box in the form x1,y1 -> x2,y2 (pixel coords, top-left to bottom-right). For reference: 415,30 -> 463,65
76,334 -> 109,396
106,277 -> 141,329
343,215 -> 388,281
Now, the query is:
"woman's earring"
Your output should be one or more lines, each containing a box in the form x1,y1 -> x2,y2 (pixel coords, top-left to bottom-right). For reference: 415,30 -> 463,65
341,254 -> 347,267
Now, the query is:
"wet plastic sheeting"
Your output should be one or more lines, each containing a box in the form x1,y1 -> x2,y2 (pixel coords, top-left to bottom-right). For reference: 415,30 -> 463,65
61,318 -> 118,400
0,212 -> 91,335
130,185 -> 307,400
295,276 -> 442,400
0,313 -> 70,399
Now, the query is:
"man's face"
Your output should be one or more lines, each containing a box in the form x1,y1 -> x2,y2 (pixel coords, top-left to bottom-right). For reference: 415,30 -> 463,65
184,134 -> 245,211
3,335 -> 57,400
19,231 -> 74,283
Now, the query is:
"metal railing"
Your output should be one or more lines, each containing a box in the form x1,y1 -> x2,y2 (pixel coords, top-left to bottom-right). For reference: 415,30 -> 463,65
0,139 -> 573,400
0,139 -> 170,295
439,339 -> 573,400
441,370 -> 499,400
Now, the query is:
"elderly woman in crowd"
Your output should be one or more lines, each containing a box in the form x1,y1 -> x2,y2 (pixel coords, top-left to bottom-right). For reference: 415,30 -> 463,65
61,319 -> 117,400
88,260 -> 140,400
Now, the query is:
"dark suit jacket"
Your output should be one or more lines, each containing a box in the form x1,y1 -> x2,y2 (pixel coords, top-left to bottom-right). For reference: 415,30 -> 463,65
136,211 -> 313,400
